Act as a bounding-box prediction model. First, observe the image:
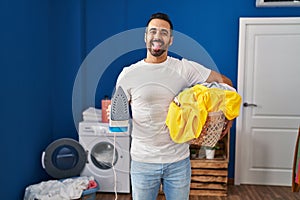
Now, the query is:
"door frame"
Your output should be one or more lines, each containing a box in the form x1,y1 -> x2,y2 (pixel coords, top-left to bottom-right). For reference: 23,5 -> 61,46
235,17 -> 300,185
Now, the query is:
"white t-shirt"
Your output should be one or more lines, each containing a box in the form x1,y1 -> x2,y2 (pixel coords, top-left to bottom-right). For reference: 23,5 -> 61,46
116,56 -> 211,163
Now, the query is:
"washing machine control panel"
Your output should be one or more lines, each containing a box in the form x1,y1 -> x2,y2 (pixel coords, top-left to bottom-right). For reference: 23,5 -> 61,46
79,122 -> 130,137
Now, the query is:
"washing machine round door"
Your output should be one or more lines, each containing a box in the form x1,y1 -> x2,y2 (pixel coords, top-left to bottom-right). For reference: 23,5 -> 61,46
90,141 -> 118,170
42,138 -> 87,179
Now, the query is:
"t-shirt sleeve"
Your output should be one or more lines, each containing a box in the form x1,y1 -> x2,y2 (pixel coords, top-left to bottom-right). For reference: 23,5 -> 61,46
115,67 -> 131,102
182,58 -> 211,86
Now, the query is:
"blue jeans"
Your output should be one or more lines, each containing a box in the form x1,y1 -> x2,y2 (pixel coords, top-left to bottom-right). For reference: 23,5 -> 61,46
130,157 -> 191,200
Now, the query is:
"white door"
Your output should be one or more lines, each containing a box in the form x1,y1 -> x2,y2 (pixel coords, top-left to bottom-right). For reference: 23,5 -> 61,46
235,17 -> 300,186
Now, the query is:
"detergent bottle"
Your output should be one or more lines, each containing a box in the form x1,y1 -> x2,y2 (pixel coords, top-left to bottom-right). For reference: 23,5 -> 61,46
101,95 -> 111,123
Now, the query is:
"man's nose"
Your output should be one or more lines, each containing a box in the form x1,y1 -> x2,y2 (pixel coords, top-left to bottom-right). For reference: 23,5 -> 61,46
153,31 -> 162,39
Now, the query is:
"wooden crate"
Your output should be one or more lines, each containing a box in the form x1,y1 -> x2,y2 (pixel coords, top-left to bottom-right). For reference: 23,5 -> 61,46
189,132 -> 230,197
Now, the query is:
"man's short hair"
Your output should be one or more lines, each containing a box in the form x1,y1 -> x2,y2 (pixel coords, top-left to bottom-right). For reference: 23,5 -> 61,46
146,12 -> 173,30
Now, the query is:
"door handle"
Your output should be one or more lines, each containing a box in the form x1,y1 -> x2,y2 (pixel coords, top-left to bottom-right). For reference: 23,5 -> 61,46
243,102 -> 257,107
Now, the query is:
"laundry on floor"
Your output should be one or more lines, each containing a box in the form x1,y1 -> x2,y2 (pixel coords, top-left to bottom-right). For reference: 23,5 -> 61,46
23,176 -> 97,200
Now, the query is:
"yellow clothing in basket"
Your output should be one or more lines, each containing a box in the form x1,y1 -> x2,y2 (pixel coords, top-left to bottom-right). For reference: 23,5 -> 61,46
165,84 -> 241,143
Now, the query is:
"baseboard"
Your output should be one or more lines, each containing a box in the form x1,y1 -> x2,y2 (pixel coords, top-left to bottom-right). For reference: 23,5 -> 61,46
228,178 -> 234,185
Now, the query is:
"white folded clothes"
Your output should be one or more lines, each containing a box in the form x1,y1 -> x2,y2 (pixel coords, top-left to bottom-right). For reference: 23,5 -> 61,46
82,107 -> 102,117
82,107 -> 102,122
83,115 -> 101,122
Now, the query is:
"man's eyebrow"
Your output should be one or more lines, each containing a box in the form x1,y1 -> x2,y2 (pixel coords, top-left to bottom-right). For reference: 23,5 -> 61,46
148,27 -> 158,31
148,27 -> 170,33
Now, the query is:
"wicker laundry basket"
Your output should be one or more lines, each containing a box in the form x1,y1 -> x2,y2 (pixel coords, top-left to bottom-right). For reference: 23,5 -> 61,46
190,111 -> 227,147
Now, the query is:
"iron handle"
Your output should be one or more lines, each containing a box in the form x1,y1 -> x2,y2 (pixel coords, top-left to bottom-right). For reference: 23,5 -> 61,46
243,102 -> 258,107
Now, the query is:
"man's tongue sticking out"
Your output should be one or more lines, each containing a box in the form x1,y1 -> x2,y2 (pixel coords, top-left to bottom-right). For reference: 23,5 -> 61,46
152,41 -> 162,52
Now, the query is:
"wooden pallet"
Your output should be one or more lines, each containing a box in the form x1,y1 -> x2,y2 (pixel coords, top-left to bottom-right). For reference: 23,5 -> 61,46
189,133 -> 230,197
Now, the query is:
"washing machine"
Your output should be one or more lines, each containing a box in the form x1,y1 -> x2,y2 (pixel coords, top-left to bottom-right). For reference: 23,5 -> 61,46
41,122 -> 131,194
78,122 -> 131,193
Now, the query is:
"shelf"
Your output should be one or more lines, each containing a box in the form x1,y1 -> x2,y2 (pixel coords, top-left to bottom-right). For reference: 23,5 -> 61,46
189,132 -> 230,197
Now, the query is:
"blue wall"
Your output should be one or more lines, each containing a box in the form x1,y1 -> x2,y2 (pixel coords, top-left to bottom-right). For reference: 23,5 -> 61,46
0,0 -> 52,199
1,0 -> 299,199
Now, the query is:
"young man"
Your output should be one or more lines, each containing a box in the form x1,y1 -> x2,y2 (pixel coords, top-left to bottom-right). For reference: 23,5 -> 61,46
114,12 -> 232,200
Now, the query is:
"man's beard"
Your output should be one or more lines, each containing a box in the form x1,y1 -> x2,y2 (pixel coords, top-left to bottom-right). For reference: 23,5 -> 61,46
148,47 -> 166,57
148,39 -> 167,57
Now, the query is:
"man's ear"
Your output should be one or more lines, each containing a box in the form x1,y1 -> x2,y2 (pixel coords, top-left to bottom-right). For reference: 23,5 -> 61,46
144,27 -> 148,43
169,36 -> 174,46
